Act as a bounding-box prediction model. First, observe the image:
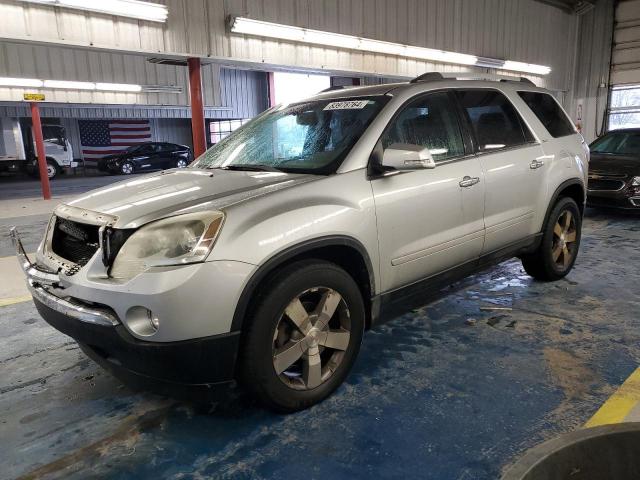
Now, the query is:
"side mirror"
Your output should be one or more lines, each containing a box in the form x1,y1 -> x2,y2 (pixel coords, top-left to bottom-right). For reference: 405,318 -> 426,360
382,143 -> 436,171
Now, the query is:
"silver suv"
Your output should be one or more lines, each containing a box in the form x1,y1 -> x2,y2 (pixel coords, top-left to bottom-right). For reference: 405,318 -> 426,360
12,73 -> 589,412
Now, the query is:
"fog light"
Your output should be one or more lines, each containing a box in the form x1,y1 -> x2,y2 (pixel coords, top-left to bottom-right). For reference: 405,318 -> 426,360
126,306 -> 159,336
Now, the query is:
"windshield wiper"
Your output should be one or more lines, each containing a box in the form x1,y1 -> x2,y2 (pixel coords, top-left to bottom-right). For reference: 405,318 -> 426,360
220,164 -> 283,172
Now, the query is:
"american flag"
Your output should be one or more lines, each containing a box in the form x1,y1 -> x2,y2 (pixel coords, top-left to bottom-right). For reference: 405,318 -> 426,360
79,120 -> 152,160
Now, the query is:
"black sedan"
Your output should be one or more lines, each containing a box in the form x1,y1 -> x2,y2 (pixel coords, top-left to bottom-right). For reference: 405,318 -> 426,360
98,142 -> 192,175
587,129 -> 640,209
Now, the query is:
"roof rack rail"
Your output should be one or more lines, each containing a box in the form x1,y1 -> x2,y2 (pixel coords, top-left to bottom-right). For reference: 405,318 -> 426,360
500,77 -> 536,85
319,85 -> 355,93
409,71 -> 537,86
409,72 -> 444,83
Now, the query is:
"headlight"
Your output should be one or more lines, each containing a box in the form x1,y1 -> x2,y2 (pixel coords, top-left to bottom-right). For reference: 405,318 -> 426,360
110,211 -> 224,280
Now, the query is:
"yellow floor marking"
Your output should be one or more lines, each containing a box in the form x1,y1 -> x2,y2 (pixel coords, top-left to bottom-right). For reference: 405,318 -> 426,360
0,295 -> 33,307
585,367 -> 640,428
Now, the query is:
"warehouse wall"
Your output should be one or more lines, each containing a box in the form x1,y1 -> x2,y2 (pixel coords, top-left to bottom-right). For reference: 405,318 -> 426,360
0,42 -> 268,114
566,0 -> 614,142
0,0 -> 577,90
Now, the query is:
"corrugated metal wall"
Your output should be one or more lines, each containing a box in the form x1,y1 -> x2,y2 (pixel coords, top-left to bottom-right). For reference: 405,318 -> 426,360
151,118 -> 193,148
0,42 -> 268,116
0,0 -> 578,90
566,0 -> 614,142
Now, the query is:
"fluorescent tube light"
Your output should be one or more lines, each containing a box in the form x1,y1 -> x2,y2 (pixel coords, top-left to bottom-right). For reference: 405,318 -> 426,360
502,61 -> 551,76
96,82 -> 142,92
0,77 -> 44,87
0,77 -> 149,92
229,16 -> 550,75
17,0 -> 168,23
43,80 -> 96,90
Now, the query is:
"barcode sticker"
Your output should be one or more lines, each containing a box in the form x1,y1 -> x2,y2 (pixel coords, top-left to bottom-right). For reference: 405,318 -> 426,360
323,100 -> 369,110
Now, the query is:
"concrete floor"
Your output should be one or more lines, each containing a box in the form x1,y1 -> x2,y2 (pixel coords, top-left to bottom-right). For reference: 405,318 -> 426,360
1,179 -> 639,479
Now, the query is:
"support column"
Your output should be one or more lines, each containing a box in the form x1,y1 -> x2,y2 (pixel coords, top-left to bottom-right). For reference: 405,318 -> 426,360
267,71 -> 276,107
30,102 -> 51,200
187,57 -> 207,158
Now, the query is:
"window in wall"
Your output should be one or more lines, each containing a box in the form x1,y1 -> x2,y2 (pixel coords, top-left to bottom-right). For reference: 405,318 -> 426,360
382,92 -> 465,162
608,86 -> 640,130
456,90 -> 534,151
209,119 -> 250,145
518,91 -> 575,138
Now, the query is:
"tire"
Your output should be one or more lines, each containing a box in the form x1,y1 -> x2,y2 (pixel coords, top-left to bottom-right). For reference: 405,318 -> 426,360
175,158 -> 188,169
46,160 -> 59,180
239,259 -> 365,412
521,197 -> 582,281
120,161 -> 134,175
30,159 -> 59,179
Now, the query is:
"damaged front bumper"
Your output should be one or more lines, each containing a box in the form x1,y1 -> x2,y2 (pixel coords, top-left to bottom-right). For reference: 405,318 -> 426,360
10,227 -> 241,387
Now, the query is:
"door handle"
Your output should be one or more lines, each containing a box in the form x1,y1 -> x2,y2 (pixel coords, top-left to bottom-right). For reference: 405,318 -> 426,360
459,176 -> 480,188
530,159 -> 545,169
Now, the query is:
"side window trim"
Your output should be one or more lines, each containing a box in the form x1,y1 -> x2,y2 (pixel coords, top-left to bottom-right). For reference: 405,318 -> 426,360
453,88 -> 539,155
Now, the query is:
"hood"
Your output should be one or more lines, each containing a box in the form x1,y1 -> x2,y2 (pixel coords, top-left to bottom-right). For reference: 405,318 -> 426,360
63,168 -> 318,228
589,153 -> 640,177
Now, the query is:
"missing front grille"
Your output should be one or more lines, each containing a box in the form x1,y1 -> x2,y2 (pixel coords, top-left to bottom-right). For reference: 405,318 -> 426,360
51,218 -> 100,266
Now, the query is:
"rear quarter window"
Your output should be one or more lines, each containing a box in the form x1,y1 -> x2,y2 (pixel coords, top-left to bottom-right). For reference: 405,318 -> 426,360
456,90 -> 534,152
518,91 -> 576,138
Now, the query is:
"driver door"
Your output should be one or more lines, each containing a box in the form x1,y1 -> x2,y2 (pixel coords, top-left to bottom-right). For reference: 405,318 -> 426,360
371,91 -> 486,292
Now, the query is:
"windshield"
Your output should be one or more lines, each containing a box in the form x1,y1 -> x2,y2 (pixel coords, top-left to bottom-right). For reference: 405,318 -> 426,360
590,131 -> 640,156
191,96 -> 388,174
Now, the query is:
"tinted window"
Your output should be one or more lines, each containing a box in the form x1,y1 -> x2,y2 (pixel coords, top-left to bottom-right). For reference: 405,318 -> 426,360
518,91 -> 575,138
136,144 -> 155,154
382,92 -> 465,162
590,131 -> 640,156
456,90 -> 532,151
42,125 -> 64,146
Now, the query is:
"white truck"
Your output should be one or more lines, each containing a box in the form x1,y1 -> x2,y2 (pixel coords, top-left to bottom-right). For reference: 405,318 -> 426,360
0,117 -> 75,179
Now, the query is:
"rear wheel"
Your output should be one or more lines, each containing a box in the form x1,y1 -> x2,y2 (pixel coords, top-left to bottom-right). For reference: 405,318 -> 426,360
521,197 -> 582,281
240,260 -> 365,412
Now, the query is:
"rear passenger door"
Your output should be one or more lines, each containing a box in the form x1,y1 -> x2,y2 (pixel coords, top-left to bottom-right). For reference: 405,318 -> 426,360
371,91 -> 486,292
455,89 -> 546,254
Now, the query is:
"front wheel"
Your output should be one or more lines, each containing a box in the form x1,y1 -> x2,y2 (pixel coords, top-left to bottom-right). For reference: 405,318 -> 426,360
240,260 -> 365,412
521,197 -> 582,281
120,161 -> 134,175
175,158 -> 188,169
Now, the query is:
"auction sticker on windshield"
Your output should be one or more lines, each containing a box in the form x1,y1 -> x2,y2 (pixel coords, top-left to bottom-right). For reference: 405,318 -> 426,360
323,100 -> 369,110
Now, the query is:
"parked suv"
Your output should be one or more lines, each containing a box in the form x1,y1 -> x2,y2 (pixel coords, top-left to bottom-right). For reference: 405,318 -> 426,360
12,73 -> 588,412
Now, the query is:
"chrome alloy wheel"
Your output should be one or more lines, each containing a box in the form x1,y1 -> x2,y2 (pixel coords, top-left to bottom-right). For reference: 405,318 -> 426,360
272,287 -> 351,391
552,209 -> 577,269
176,159 -> 188,168
121,162 -> 133,174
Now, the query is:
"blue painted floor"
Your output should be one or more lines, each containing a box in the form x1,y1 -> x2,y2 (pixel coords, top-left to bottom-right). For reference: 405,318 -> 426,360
1,208 -> 639,479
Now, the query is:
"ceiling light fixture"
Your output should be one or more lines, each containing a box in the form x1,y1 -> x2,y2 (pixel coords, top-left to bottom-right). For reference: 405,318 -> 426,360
43,79 -> 96,90
0,77 -> 153,93
17,0 -> 168,23
229,16 -> 551,75
0,77 -> 44,88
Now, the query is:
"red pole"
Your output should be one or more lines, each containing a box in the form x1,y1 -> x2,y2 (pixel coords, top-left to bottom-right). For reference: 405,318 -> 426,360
30,102 -> 51,200
187,57 -> 207,158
